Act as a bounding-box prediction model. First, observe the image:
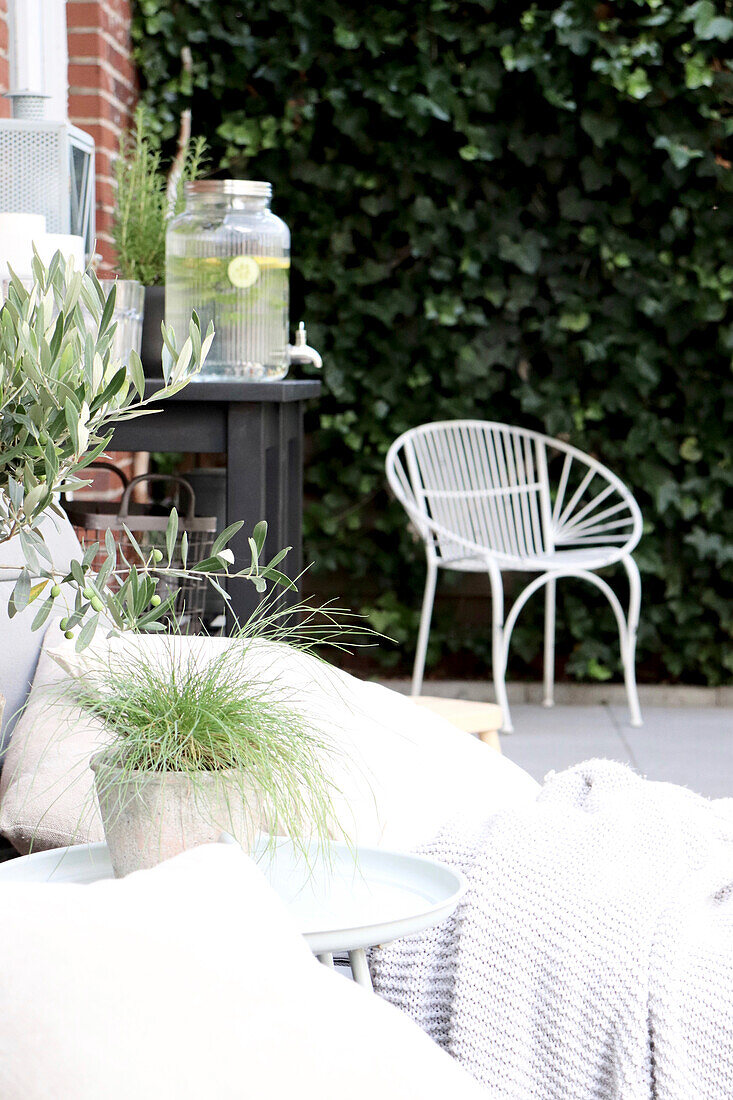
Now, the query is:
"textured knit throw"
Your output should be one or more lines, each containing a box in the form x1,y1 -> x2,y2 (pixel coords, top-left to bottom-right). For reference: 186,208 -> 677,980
370,760 -> 733,1099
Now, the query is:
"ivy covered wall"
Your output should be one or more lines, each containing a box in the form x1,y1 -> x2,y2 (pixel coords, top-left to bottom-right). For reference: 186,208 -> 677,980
132,0 -> 732,683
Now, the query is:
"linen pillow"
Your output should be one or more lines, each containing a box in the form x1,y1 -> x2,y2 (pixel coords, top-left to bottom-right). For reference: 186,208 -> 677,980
0,513 -> 82,751
0,622 -> 109,852
0,625 -> 538,854
0,842 -> 487,1100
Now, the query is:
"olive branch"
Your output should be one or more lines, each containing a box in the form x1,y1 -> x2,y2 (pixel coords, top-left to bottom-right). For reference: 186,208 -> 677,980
0,250 -> 293,649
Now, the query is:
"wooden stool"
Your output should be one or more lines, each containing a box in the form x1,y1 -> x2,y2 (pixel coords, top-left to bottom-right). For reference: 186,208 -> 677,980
412,696 -> 502,752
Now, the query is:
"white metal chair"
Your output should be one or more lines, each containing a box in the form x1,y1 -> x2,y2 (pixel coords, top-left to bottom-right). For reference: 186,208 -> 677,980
386,421 -> 643,732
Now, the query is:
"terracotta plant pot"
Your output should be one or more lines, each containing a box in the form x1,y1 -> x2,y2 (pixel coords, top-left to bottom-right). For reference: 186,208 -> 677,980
90,752 -> 261,877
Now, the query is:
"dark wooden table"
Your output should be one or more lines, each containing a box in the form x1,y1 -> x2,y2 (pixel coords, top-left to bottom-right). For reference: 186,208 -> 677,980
110,378 -> 321,625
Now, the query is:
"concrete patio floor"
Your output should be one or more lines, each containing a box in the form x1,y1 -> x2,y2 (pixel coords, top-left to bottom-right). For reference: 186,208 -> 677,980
499,704 -> 733,800
384,680 -> 732,799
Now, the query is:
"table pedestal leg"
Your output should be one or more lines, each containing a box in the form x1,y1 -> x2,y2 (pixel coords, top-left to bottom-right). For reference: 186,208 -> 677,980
317,952 -> 334,968
348,949 -> 373,990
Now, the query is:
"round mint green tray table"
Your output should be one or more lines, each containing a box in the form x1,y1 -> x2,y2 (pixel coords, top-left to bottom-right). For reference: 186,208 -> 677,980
0,836 -> 466,990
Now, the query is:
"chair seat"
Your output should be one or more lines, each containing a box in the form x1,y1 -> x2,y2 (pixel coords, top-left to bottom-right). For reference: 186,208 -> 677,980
439,546 -> 626,573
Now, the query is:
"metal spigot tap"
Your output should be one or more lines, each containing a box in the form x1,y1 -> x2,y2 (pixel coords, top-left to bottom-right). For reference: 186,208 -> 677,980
287,321 -> 322,370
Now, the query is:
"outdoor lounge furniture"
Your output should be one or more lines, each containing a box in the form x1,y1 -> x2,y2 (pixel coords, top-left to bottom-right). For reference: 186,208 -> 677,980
386,420 -> 643,732
0,514 -> 538,862
370,758 -> 733,1096
0,619 -> 537,857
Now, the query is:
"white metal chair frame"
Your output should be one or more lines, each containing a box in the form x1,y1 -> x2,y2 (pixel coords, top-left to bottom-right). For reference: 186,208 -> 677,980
386,420 -> 643,732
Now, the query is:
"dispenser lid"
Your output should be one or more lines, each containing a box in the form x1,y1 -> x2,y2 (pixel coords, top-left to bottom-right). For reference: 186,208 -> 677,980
186,180 -> 272,199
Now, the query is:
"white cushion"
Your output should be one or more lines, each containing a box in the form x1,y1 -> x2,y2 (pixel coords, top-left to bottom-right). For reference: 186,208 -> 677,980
0,623 -> 108,851
0,626 -> 538,853
0,842 -> 485,1100
0,513 -> 82,750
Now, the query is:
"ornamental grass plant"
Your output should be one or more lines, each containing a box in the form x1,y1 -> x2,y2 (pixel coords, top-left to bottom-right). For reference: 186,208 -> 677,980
61,598 -> 375,869
81,639 -> 343,859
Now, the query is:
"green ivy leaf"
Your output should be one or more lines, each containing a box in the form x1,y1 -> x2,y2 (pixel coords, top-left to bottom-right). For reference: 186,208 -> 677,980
679,436 -> 703,462
126,0 -> 733,689
654,135 -> 705,169
684,1 -> 733,40
558,311 -> 591,332
334,26 -> 360,49
626,68 -> 652,100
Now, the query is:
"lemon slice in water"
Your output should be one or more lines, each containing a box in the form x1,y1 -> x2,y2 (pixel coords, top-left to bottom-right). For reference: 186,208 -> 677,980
227,255 -> 260,288
252,256 -> 291,270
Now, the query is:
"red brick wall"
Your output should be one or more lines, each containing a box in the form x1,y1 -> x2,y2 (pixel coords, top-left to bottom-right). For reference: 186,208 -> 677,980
0,0 -> 10,118
66,1 -> 141,499
67,0 -> 137,273
0,2 -> 143,501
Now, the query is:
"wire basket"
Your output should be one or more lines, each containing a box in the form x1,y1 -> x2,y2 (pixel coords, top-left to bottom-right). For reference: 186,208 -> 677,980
62,464 -> 218,634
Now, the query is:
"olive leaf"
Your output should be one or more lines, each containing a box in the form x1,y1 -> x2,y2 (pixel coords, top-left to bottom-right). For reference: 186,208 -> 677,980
1,252 -> 293,647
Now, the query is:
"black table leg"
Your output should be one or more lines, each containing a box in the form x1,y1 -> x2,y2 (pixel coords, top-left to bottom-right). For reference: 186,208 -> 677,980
226,403 -> 265,627
225,401 -> 305,629
110,380 -> 320,633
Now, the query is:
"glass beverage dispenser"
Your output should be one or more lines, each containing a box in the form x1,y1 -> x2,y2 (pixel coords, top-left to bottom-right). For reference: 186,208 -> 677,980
165,180 -> 320,381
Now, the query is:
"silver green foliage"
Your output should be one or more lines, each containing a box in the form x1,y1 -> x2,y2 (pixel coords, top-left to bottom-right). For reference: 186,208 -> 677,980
0,250 -> 293,648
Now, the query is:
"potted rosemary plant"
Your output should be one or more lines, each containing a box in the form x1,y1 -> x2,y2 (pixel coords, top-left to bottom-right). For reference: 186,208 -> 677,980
112,106 -> 207,373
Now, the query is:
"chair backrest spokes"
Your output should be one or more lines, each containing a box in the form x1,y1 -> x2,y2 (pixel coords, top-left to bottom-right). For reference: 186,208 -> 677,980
386,421 -> 641,565
389,422 -> 550,562
545,446 -> 639,551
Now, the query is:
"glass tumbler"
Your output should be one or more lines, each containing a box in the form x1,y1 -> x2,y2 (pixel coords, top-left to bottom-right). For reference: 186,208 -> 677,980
99,279 -> 144,367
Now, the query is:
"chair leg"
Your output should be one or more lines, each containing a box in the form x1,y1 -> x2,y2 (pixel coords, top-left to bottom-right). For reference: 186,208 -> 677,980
543,577 -> 556,708
493,624 -> 512,733
622,556 -> 643,728
411,559 -> 437,697
487,564 -> 512,733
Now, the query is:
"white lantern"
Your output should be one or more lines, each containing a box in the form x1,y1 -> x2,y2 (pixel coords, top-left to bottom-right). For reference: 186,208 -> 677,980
0,94 -> 95,260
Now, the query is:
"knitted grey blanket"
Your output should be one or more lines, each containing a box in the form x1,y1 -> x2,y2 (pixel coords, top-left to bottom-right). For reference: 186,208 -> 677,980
370,760 -> 733,1099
